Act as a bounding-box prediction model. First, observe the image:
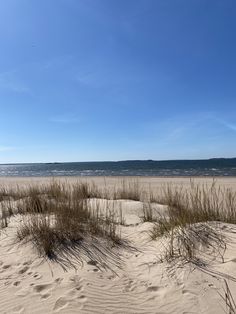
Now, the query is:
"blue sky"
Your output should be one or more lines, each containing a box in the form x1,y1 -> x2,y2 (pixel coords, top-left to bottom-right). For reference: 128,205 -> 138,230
0,0 -> 236,163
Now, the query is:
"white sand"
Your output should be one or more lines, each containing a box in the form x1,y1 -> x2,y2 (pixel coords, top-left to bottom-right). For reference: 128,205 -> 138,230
0,177 -> 236,314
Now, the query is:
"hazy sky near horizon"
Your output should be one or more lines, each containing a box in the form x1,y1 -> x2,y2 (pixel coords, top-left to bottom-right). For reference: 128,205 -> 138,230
0,0 -> 236,163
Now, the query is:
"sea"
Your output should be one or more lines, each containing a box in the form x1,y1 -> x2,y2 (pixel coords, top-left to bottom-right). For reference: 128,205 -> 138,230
0,159 -> 236,177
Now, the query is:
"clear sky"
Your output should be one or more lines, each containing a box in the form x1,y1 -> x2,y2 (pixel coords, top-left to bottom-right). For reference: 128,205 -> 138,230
0,0 -> 236,163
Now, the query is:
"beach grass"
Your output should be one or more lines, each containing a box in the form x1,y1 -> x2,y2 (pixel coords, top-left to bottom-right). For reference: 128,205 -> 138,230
113,179 -> 141,201
219,280 -> 236,314
0,181 -> 121,258
0,178 -> 236,312
1,178 -> 236,265
150,180 -> 236,262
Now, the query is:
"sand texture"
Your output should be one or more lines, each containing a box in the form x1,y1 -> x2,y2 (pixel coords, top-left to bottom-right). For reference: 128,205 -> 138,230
0,177 -> 236,314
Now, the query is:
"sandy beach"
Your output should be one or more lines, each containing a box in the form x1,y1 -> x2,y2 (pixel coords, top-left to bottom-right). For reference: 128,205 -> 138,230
0,176 -> 236,314
1,175 -> 236,191
2,0 -> 236,312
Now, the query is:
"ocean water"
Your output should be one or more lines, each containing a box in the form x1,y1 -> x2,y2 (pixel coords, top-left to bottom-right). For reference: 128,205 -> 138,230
0,159 -> 236,177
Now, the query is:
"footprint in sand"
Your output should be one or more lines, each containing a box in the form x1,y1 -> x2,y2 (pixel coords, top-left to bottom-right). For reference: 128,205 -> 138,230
33,283 -> 52,294
18,266 -> 29,274
69,275 -> 83,290
55,277 -> 63,284
2,264 -> 11,270
107,274 -> 116,280
67,289 -> 78,298
13,281 -> 21,287
53,280 -> 87,312
53,293 -> 87,312
146,285 -> 167,300
41,292 -> 51,300
33,272 -> 42,280
87,260 -> 98,266
75,285 -> 83,291
53,297 -> 69,312
0,264 -> 11,274
147,285 -> 159,292
69,280 -> 84,295
77,295 -> 87,302
182,289 -> 198,296
124,279 -> 136,292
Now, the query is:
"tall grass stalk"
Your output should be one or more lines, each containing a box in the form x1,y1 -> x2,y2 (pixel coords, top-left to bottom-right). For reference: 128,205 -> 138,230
219,280 -> 236,314
15,181 -> 121,258
113,179 -> 141,201
151,181 -> 236,262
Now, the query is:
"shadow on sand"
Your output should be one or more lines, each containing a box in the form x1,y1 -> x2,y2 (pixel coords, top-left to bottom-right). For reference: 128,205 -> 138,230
44,236 -> 138,274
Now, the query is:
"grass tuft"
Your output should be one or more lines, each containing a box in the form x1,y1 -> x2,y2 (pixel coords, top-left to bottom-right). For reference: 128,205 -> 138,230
151,181 -> 236,263
15,181 -> 121,259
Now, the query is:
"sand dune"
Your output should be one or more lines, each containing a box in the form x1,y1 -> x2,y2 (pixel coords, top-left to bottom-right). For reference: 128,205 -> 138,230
0,177 -> 236,313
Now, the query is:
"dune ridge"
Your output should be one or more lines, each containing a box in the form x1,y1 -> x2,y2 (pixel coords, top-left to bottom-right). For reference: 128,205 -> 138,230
0,177 -> 236,314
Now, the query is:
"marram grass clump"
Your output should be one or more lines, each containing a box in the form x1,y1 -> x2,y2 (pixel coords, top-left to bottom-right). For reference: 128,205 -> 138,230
151,181 -> 236,263
13,181 -> 122,258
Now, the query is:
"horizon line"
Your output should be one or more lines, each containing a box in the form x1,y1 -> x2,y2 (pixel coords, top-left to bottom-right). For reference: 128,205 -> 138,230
1,157 -> 236,165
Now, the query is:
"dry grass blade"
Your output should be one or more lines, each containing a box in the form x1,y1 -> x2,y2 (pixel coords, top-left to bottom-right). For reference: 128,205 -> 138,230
15,181 -> 122,265
141,202 -> 158,222
113,179 -> 141,201
218,280 -> 236,314
151,180 -> 236,263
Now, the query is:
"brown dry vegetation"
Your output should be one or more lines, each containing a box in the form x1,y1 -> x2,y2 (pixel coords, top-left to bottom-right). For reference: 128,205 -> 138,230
1,181 -> 122,259
150,180 -> 236,263
0,178 -> 236,311
1,179 -> 236,266
113,179 -> 141,201
220,280 -> 236,314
